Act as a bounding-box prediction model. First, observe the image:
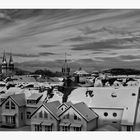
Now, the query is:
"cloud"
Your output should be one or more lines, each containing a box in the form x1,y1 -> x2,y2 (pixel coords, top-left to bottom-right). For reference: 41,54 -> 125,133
5,52 -> 39,58
71,36 -> 139,51
38,44 -> 57,48
39,52 -> 56,56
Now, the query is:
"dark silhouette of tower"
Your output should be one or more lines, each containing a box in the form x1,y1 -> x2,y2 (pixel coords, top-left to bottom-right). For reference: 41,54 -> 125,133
8,52 -> 14,72
1,51 -> 14,74
1,51 -> 7,74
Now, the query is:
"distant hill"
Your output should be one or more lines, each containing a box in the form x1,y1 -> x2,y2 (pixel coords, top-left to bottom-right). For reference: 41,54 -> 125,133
102,68 -> 140,75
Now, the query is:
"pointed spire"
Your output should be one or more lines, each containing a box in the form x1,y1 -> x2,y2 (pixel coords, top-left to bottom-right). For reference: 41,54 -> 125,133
9,52 -> 13,64
2,50 -> 7,63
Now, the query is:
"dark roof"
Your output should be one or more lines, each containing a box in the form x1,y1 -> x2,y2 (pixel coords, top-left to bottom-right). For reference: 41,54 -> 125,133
30,101 -> 61,120
72,102 -> 98,122
10,93 -> 26,107
43,101 -> 61,120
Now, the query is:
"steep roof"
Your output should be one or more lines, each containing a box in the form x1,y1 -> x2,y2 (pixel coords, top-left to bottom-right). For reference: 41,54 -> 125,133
72,102 -> 98,122
31,100 -> 61,120
43,101 -> 61,120
10,93 -> 26,107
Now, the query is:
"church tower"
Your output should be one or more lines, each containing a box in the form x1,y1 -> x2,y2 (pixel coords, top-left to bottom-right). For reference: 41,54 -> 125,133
1,51 -> 7,74
8,52 -> 14,72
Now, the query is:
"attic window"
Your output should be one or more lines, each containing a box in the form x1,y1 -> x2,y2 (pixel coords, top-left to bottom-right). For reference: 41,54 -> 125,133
111,92 -> 117,98
104,112 -> 108,117
132,93 -> 136,96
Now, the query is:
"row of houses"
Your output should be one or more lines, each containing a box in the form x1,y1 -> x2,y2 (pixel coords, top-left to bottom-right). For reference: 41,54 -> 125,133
0,85 -> 139,131
0,93 -> 99,131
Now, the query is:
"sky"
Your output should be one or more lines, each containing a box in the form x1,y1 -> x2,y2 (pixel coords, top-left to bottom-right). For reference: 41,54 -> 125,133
1,9 -> 140,72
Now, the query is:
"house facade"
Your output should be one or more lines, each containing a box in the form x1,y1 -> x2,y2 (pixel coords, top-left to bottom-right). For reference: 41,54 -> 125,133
30,101 -> 61,131
0,93 -> 26,128
59,102 -> 98,131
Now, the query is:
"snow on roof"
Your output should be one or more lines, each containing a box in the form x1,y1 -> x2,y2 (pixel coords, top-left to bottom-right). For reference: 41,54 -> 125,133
74,70 -> 89,75
68,87 -> 139,126
47,92 -> 63,103
12,75 -> 36,83
68,87 -> 93,106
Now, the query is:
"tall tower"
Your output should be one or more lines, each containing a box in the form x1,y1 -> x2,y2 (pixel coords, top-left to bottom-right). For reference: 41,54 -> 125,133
1,51 -> 7,74
62,53 -> 70,77
8,52 -> 14,72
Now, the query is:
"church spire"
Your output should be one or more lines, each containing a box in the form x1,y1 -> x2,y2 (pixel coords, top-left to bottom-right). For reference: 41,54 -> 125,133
2,50 -> 7,63
9,52 -> 13,64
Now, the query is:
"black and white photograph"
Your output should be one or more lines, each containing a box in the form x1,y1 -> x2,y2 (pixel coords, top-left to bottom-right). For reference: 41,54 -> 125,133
0,1 -> 140,134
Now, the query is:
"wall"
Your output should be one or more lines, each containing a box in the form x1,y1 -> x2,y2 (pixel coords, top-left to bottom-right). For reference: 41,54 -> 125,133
59,107 -> 88,131
31,106 -> 58,131
18,106 -> 26,127
87,118 -> 98,131
25,106 -> 38,125
1,98 -> 19,127
92,108 -> 124,130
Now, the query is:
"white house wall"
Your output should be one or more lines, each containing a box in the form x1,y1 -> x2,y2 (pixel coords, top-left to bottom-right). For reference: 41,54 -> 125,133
92,108 -> 124,129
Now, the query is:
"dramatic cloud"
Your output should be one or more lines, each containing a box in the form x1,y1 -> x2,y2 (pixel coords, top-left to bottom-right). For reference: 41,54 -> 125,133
1,9 -> 140,71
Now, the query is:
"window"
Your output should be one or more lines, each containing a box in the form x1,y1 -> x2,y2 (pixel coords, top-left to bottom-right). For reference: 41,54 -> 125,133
39,111 -> 43,118
5,101 -> 10,109
26,112 -> 31,119
35,125 -> 42,131
74,114 -> 78,120
44,112 -> 48,119
45,125 -> 52,131
21,112 -> 24,120
62,126 -> 70,131
11,102 -> 15,109
132,93 -> 136,96
73,127 -> 81,131
113,112 -> 117,117
127,126 -> 131,131
77,117 -> 81,121
104,112 -> 108,117
66,114 -> 69,119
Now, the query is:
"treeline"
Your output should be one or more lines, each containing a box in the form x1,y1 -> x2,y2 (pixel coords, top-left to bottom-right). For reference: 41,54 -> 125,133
103,68 -> 140,75
31,69 -> 63,77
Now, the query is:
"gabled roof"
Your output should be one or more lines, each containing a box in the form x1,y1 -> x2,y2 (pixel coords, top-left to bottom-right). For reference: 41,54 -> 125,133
30,101 -> 61,120
57,101 -> 73,109
10,93 -> 26,107
72,102 -> 98,122
43,101 -> 61,120
1,93 -> 26,107
58,102 -> 98,122
57,101 -> 73,116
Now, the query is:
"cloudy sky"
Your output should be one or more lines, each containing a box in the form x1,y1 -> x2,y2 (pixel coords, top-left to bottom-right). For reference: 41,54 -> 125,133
1,9 -> 140,72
